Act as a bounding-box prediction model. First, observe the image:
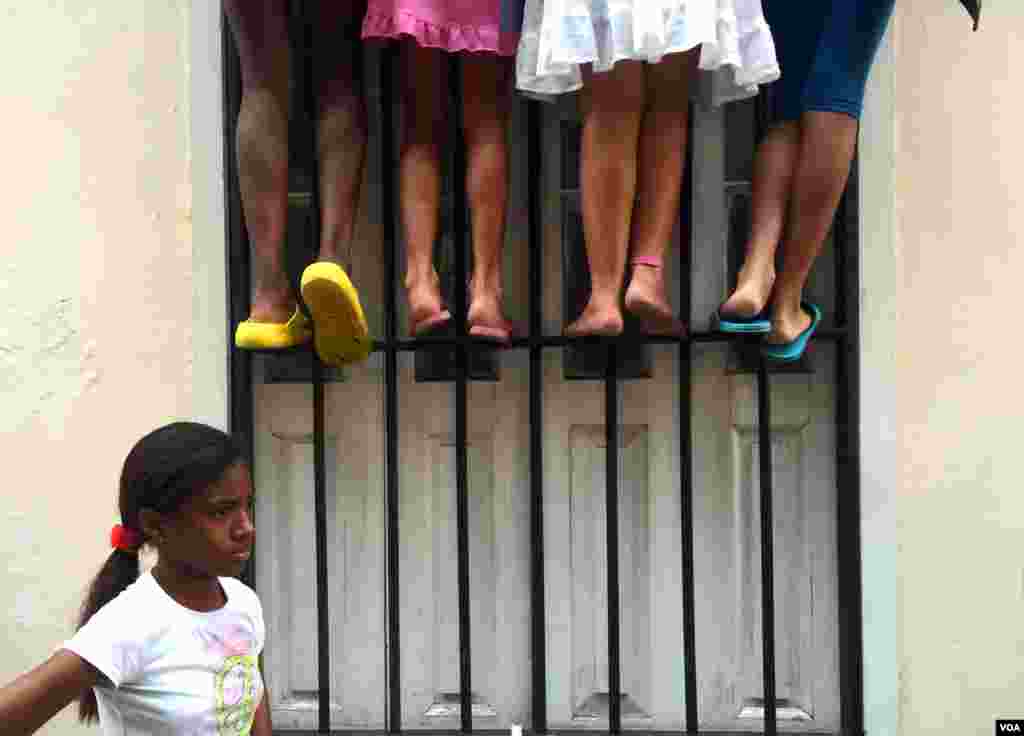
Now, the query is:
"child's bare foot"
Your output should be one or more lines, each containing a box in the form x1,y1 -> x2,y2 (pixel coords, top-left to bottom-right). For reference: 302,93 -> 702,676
720,264 -> 776,319
565,301 -> 624,337
766,301 -> 812,345
406,271 -> 450,335
468,284 -> 513,342
625,265 -> 685,336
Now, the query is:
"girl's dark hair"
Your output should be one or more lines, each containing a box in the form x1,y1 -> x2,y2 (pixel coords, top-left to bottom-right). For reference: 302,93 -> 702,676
76,422 -> 245,722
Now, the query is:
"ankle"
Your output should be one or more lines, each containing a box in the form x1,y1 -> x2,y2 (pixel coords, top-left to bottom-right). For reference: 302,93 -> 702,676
736,260 -> 774,288
253,280 -> 292,305
316,244 -> 346,267
586,291 -> 621,312
470,272 -> 502,300
404,268 -> 438,292
772,292 -> 804,319
250,291 -> 295,321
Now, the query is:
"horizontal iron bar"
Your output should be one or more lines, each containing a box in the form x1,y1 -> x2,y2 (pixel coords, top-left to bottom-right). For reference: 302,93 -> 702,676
389,329 -> 846,350
270,328 -> 847,354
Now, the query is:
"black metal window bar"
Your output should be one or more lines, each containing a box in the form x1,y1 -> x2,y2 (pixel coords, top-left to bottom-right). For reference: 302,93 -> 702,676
222,5 -> 863,735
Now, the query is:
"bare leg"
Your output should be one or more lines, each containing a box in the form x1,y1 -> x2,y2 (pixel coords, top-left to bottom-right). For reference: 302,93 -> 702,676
567,60 -> 647,337
312,1 -> 367,266
224,0 -> 292,323
624,48 -> 699,336
769,111 -> 858,343
719,121 -> 801,319
461,53 -> 514,339
399,42 -> 451,334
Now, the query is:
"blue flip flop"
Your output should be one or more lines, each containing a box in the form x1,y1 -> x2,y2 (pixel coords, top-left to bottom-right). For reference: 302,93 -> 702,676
713,306 -> 772,334
761,302 -> 822,362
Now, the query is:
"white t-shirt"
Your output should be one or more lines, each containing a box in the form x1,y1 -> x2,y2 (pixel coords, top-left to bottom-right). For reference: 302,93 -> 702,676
63,572 -> 265,736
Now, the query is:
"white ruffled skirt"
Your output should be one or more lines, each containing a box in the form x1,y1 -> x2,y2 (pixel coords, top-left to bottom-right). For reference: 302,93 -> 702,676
516,0 -> 780,106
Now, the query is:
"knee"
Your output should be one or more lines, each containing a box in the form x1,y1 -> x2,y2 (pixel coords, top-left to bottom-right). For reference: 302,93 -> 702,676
238,48 -> 290,101
586,103 -> 644,139
401,85 -> 447,148
602,83 -> 646,117
402,113 -> 446,155
401,117 -> 446,167
318,91 -> 367,147
238,81 -> 290,136
583,69 -> 646,127
463,110 -> 509,154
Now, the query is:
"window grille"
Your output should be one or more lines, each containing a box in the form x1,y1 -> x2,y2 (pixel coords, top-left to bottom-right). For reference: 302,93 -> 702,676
222,5 -> 863,735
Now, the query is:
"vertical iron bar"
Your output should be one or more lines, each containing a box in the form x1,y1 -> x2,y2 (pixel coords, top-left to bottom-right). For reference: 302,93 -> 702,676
301,3 -> 331,730
679,102 -> 699,734
605,346 -> 621,734
757,360 -> 777,736
221,10 -> 257,587
449,54 -> 474,735
526,98 -> 548,734
753,83 -> 778,736
313,362 -> 331,733
835,156 -> 865,736
380,41 -> 403,734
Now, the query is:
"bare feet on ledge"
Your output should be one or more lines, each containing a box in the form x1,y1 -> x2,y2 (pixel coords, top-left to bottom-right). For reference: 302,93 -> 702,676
467,282 -> 514,343
565,300 -> 624,338
624,263 -> 686,336
765,300 -> 812,345
407,271 -> 451,336
719,265 -> 776,320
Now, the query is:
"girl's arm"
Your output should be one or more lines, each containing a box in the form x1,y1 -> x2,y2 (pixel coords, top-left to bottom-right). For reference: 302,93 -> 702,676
252,688 -> 273,736
0,650 -> 100,736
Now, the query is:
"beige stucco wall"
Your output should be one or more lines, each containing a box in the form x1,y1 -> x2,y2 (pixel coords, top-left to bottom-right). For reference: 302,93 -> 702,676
1,2 -> 1022,735
0,4 -> 226,734
894,2 -> 1024,733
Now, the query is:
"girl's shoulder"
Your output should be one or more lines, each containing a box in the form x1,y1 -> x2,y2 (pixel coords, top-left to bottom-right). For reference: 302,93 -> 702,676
93,571 -> 167,620
219,576 -> 263,616
63,573 -> 180,686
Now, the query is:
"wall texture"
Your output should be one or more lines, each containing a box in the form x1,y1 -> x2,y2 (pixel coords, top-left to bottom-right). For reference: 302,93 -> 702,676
0,4 -> 218,734
895,2 -> 1024,733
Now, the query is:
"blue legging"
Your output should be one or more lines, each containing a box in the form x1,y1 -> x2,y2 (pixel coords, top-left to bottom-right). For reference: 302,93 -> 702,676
764,0 -> 896,121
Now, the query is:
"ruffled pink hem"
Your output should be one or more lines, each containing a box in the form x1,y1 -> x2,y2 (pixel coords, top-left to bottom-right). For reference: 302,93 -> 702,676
362,10 -> 519,57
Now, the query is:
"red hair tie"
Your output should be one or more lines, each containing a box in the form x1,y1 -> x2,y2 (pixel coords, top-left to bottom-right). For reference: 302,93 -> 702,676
110,524 -> 142,552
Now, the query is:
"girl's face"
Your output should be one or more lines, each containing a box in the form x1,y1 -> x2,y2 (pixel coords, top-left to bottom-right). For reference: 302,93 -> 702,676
157,462 -> 256,579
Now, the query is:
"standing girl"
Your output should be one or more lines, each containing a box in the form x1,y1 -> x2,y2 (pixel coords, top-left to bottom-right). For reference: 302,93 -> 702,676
517,0 -> 780,336
0,423 -> 270,735
363,0 -> 522,341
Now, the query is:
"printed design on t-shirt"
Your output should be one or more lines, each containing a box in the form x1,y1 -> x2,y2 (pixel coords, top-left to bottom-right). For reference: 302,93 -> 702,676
195,616 -> 263,736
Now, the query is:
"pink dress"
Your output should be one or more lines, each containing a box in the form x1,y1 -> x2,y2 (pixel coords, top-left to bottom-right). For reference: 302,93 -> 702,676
362,0 -> 522,56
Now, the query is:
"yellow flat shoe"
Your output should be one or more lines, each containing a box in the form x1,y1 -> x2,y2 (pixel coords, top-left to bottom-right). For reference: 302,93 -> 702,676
300,262 -> 371,366
234,307 -> 312,351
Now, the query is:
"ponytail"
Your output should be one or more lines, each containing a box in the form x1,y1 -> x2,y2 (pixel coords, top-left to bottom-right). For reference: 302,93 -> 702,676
75,548 -> 140,722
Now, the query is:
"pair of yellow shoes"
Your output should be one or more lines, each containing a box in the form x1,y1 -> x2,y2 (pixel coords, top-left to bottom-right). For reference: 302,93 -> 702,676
234,262 -> 370,367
